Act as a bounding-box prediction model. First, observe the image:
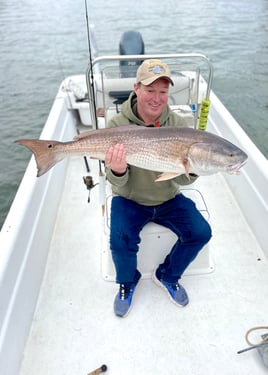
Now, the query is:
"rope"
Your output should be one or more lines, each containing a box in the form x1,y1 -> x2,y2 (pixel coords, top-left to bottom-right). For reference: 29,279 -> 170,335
245,326 -> 268,346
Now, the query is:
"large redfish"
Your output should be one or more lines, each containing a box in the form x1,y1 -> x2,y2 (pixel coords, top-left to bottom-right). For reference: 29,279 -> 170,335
16,125 -> 247,180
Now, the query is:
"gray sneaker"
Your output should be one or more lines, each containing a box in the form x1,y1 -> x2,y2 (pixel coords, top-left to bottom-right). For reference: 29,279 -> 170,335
114,276 -> 141,317
152,270 -> 189,307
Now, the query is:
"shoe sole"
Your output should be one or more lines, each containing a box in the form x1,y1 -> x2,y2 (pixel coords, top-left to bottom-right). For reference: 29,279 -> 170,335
152,271 -> 188,308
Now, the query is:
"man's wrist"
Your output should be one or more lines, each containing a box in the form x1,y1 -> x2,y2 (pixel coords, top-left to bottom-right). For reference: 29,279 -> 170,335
111,168 -> 127,177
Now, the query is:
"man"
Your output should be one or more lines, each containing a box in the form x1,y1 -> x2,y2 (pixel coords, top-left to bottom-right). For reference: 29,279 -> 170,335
105,59 -> 212,317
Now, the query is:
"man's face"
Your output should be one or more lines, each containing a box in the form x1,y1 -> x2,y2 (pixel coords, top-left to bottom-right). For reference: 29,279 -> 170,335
134,78 -> 170,123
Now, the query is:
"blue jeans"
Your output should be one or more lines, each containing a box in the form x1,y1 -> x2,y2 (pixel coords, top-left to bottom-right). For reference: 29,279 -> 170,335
110,194 -> 212,284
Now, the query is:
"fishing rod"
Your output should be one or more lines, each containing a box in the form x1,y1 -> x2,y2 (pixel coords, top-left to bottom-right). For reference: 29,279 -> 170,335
55,51 -> 98,203
84,0 -> 98,129
84,0 -> 106,214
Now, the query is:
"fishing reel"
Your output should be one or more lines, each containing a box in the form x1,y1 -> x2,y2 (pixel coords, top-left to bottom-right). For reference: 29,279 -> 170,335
83,175 -> 98,203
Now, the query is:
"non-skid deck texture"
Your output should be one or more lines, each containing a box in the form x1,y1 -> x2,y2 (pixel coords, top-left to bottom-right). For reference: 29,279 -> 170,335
20,157 -> 268,375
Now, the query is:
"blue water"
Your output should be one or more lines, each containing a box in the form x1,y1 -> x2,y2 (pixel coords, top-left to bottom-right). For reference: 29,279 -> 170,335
0,0 -> 267,228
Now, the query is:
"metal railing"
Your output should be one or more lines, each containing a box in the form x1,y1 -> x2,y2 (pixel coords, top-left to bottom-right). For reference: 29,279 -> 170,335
86,53 -> 213,129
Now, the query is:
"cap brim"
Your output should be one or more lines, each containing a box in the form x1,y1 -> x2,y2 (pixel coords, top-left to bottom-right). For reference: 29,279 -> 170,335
140,75 -> 174,86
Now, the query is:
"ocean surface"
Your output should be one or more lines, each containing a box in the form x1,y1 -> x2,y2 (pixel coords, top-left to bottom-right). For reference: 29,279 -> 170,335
0,0 -> 268,228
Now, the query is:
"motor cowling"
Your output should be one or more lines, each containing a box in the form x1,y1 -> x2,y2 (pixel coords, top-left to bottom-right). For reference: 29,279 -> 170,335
119,31 -> 144,77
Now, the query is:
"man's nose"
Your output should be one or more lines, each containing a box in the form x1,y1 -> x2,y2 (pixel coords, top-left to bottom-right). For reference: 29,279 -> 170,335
152,92 -> 161,102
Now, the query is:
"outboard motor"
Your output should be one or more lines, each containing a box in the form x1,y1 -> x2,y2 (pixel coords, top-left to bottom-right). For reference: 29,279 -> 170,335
119,31 -> 145,77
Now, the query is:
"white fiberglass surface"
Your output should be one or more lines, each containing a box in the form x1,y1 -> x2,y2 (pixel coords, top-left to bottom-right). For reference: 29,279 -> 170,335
20,157 -> 268,375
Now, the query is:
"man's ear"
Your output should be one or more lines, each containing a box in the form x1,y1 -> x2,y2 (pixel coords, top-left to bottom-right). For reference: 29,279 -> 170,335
134,82 -> 140,95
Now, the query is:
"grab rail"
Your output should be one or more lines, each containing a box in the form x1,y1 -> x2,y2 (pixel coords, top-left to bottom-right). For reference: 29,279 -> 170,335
86,53 -> 213,129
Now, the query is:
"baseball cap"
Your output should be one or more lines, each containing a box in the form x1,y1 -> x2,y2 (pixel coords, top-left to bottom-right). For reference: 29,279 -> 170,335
136,59 -> 174,86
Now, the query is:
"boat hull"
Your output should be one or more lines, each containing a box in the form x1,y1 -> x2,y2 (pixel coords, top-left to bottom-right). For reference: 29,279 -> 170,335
0,74 -> 268,374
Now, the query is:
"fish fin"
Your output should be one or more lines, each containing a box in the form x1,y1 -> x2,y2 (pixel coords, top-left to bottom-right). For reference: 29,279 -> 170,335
111,124 -> 140,131
74,130 -> 97,140
155,172 -> 181,182
183,158 -> 191,180
90,156 -> 104,160
15,139 -> 63,177
74,125 -> 140,141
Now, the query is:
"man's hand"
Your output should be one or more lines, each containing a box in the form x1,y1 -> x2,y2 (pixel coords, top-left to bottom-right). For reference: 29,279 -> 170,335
105,144 -> 128,175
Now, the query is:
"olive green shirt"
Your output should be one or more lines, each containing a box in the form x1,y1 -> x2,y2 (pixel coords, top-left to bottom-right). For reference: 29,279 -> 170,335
106,92 -> 197,206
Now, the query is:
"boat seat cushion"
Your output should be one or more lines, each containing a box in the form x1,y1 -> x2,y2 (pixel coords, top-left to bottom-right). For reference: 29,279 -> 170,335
95,75 -> 192,108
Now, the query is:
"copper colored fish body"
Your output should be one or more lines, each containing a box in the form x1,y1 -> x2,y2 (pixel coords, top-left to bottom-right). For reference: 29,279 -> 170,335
15,125 -> 248,179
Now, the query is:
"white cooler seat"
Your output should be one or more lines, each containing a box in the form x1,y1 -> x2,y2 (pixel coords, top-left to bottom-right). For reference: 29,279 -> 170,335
101,188 -> 214,281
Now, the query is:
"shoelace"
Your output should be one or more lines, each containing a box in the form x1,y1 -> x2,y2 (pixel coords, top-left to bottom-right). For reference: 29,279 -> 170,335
119,284 -> 131,300
161,277 -> 181,291
171,282 -> 181,291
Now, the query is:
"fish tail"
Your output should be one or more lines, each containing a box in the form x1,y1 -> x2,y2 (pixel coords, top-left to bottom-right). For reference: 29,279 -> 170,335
15,139 -> 64,177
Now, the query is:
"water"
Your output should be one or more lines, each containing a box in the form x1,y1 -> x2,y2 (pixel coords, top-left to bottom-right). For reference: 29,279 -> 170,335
0,0 -> 267,228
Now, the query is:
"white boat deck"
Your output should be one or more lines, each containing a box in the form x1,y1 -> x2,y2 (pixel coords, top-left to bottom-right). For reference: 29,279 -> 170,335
18,154 -> 268,375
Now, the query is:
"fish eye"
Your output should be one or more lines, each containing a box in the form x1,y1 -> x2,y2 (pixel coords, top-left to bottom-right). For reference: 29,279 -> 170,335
48,144 -> 53,148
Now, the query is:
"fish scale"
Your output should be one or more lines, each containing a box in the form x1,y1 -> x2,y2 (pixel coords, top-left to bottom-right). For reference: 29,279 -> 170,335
76,129 -> 183,171
15,125 -> 247,178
